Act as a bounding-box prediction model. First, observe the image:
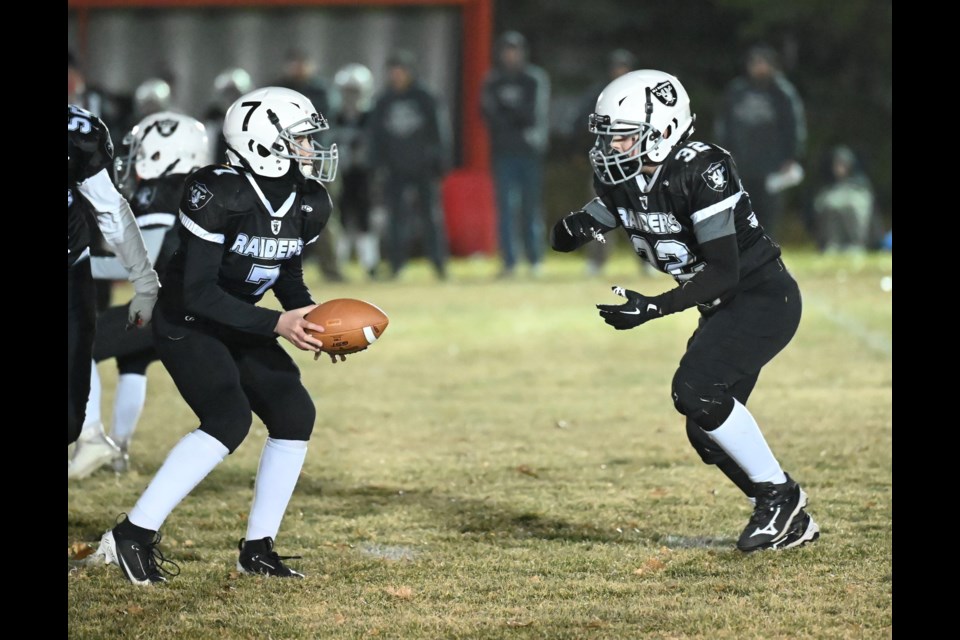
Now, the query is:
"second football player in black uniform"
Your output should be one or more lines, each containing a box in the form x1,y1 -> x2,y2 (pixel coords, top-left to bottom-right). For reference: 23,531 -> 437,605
68,105 -> 159,446
550,70 -> 819,553
95,87 -> 340,584
69,112 -> 212,480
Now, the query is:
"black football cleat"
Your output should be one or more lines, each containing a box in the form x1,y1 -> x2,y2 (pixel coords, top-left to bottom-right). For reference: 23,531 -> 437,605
737,474 -> 807,552
768,509 -> 820,550
237,537 -> 304,578
95,525 -> 179,585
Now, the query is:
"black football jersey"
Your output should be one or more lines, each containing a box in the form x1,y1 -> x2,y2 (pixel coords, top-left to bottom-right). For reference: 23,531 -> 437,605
162,164 -> 331,329
590,140 -> 781,284
68,105 -> 115,268
130,174 -> 187,278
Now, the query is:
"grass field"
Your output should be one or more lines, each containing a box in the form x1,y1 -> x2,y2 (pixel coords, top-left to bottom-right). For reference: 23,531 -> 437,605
67,248 -> 892,639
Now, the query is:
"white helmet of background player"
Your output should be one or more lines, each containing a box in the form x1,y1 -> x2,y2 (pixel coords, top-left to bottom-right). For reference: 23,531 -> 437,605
222,86 -> 338,183
133,78 -> 173,118
588,69 -> 696,184
333,63 -> 374,111
114,111 -> 210,185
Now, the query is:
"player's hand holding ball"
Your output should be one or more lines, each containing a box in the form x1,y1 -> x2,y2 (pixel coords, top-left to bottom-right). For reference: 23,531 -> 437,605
276,305 -> 326,352
303,299 -> 389,363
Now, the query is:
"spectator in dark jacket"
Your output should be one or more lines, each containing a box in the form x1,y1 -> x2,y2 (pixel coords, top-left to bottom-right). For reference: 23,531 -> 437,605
481,31 -> 551,278
715,45 -> 806,239
369,50 -> 450,280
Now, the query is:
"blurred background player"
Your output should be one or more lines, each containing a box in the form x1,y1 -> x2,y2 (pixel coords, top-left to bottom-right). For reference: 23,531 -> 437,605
331,63 -> 381,279
68,104 -> 160,447
369,49 -> 450,280
481,31 -> 551,278
203,67 -> 254,164
69,50 -> 131,136
69,112 -> 211,479
132,77 -> 174,120
273,48 -> 345,282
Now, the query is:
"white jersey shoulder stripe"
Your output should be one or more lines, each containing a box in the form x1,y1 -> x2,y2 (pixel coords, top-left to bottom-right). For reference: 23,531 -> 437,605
179,211 -> 225,244
136,212 -> 177,229
691,191 -> 742,225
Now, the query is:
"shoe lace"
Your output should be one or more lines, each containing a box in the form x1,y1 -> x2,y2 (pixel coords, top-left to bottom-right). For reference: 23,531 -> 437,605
747,485 -> 785,524
257,549 -> 302,570
144,532 -> 181,579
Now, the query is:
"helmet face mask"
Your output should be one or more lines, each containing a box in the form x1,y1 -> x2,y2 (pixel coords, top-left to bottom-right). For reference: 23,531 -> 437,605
588,70 -> 696,185
274,114 -> 339,183
223,87 -> 338,183
114,111 -> 210,188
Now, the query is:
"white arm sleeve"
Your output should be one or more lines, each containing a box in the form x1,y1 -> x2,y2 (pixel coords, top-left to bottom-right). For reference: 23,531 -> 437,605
90,227 -> 167,280
77,169 -> 159,295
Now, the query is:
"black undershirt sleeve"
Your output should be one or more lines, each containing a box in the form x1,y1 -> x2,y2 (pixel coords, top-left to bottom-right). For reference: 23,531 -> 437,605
181,234 -> 281,336
272,253 -> 314,311
651,233 -> 740,315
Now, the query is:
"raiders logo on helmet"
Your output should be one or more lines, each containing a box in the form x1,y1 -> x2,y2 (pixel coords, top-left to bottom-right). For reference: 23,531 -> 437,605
651,81 -> 677,107
154,119 -> 181,137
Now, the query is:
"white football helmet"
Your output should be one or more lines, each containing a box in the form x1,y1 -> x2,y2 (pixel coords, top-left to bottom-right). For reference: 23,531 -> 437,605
133,78 -> 173,118
114,111 -> 210,185
333,63 -> 374,111
588,69 -> 696,184
212,67 -> 254,108
222,86 -> 338,183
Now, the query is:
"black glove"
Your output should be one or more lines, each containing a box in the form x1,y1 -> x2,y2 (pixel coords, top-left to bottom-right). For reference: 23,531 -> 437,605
596,286 -> 663,330
560,210 -> 607,244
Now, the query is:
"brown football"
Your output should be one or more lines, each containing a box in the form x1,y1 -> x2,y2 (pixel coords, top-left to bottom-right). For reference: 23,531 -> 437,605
304,298 -> 389,355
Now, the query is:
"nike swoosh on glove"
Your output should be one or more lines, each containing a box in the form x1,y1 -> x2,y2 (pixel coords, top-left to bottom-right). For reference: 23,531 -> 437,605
596,285 -> 662,330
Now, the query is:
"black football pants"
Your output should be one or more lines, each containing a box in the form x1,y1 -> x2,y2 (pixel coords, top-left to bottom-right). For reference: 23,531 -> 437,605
93,304 -> 158,375
153,309 -> 315,453
674,261 -> 802,497
68,261 -> 97,445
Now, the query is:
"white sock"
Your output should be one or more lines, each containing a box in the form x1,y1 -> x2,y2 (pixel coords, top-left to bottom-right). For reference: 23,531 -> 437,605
705,400 -> 787,485
111,374 -> 147,447
358,233 -> 380,271
336,232 -> 352,265
245,438 -> 308,541
80,360 -> 102,438
128,430 -> 229,531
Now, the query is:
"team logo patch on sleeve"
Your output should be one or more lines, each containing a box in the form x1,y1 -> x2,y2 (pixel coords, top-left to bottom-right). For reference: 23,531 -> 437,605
701,162 -> 728,192
652,81 -> 677,106
136,184 -> 157,209
187,182 -> 213,211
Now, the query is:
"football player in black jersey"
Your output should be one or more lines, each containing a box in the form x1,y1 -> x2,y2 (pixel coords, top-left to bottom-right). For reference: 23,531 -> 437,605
95,87 -> 340,584
68,105 -> 160,447
69,112 -> 211,480
331,63 -> 381,279
550,70 -> 819,553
